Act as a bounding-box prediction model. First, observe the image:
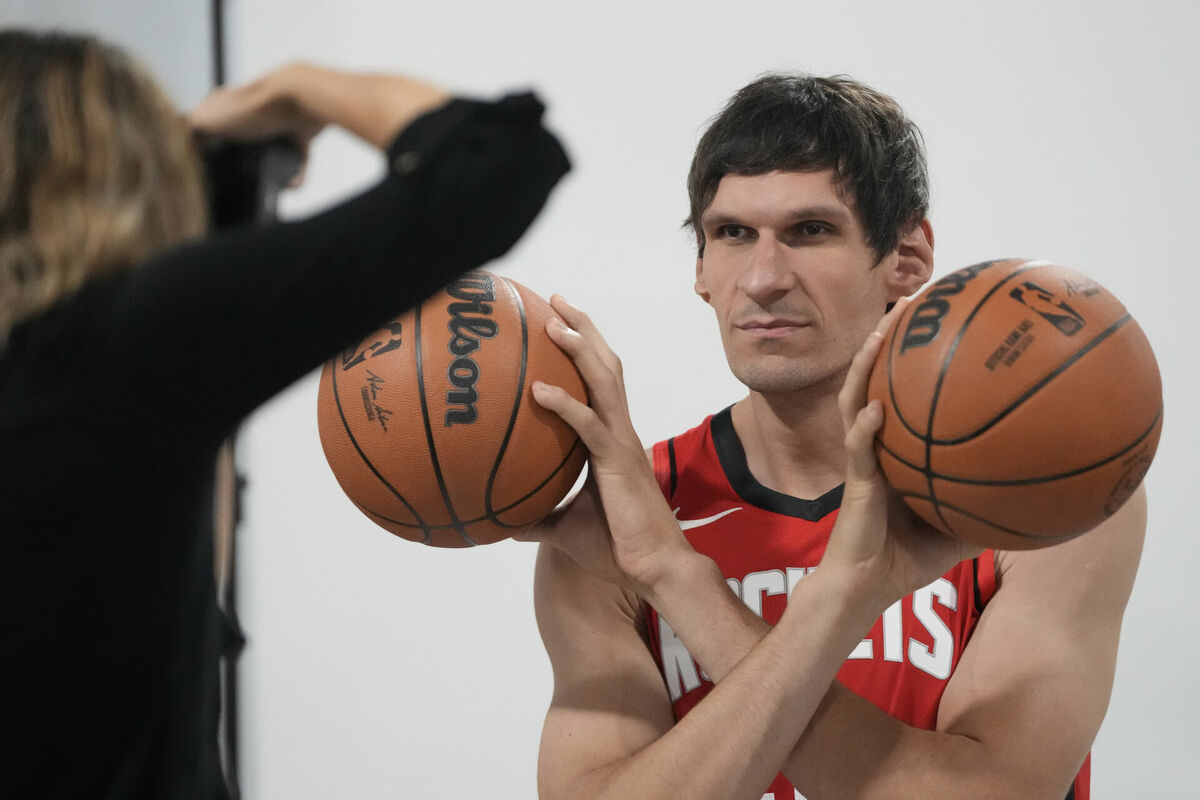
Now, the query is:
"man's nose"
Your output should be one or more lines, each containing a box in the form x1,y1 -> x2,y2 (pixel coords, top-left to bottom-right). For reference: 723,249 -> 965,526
736,237 -> 796,303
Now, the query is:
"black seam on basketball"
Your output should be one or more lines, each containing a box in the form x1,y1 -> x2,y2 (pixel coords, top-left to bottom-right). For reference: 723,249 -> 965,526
328,355 -> 430,538
367,435 -> 585,529
921,261 -> 1052,534
890,490 -> 1080,542
877,407 -> 1160,486
884,260 -> 1056,447
931,313 -> 1131,446
886,261 -> 1056,444
892,261 -> 1051,534
486,436 -> 585,527
415,300 -> 468,545
483,275 -> 529,535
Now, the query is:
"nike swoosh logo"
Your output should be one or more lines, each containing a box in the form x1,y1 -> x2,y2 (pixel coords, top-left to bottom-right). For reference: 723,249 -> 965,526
673,507 -> 744,531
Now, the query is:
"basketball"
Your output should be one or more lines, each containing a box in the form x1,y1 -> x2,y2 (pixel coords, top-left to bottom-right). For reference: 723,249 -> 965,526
868,258 -> 1162,550
317,270 -> 588,547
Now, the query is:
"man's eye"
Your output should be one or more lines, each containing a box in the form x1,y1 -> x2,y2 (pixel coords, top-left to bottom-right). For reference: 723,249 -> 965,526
800,222 -> 829,236
717,224 -> 747,239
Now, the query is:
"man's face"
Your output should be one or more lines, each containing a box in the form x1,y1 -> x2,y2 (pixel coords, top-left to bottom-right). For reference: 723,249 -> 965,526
695,169 -> 901,395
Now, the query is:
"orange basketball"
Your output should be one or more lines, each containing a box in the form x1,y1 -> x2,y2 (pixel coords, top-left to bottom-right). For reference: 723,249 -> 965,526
317,270 -> 587,547
868,258 -> 1162,550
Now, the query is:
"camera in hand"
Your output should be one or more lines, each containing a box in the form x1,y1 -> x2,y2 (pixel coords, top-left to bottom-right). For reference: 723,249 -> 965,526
202,137 -> 302,230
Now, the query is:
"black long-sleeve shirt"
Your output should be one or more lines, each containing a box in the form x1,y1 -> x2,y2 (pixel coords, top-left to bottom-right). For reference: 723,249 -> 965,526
0,93 -> 569,799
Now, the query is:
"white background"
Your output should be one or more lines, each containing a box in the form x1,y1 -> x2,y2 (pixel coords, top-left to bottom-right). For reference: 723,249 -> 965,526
3,1 -> 212,105
9,1 -> 1199,798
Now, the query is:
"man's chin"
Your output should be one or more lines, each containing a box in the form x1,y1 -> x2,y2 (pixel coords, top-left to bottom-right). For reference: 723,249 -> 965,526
731,364 -> 828,395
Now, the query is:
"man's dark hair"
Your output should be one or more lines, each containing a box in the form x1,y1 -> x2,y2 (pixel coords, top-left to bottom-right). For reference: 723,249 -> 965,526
686,73 -> 929,262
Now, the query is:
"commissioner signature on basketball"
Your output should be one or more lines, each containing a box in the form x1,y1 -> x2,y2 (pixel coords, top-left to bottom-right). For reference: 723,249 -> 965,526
360,370 -> 393,432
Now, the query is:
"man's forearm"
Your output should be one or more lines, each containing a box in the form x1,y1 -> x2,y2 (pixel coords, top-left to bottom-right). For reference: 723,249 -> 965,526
592,554 -> 894,799
642,553 -> 1079,800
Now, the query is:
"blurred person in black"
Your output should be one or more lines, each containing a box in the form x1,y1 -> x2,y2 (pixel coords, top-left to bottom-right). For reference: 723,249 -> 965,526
0,28 -> 569,799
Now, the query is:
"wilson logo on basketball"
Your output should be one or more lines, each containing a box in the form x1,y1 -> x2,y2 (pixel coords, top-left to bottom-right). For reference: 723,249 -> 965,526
444,272 -> 498,426
900,261 -> 993,353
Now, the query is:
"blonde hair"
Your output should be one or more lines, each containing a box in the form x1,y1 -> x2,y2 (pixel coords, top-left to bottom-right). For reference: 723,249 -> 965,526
0,30 -> 207,342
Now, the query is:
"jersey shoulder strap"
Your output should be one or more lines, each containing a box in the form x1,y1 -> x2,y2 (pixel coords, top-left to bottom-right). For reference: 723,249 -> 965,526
651,437 -> 676,500
651,411 -> 720,502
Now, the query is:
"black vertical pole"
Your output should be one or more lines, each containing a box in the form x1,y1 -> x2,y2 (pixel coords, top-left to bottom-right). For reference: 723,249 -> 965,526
209,3 -> 244,799
207,10 -> 299,797
211,0 -> 225,87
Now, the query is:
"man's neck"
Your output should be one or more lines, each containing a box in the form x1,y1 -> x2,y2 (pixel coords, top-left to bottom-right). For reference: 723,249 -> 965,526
729,384 -> 847,501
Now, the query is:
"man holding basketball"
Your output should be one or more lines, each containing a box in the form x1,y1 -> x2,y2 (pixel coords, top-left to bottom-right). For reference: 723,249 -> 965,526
520,74 -> 1145,799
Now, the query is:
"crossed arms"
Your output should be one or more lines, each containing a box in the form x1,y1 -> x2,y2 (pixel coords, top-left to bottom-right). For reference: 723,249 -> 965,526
520,296 -> 1145,800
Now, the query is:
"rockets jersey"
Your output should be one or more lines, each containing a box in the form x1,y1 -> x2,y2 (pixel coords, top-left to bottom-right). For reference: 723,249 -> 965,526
645,408 -> 1089,800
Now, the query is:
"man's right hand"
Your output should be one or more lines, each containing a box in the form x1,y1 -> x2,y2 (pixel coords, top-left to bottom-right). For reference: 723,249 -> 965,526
515,295 -> 706,601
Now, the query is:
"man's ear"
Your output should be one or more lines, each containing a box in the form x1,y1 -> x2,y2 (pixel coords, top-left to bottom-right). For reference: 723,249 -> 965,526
694,254 -> 711,304
887,217 -> 934,301
693,230 -> 712,303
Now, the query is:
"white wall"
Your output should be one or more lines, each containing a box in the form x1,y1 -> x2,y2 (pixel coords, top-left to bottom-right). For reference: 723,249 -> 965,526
2,0 -> 211,107
225,1 -> 1200,797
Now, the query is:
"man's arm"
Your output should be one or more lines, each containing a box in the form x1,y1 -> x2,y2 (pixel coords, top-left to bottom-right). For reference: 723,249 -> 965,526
533,532 -> 897,800
531,544 -> 673,798
783,486 -> 1146,800
647,486 -> 1146,800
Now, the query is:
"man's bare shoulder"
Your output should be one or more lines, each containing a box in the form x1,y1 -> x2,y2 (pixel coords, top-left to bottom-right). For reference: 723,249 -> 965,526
534,542 -> 648,636
991,483 -> 1146,616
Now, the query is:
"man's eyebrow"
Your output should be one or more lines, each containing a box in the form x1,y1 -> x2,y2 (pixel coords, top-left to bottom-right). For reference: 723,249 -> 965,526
699,212 -> 744,228
785,205 -> 853,221
700,205 -> 853,227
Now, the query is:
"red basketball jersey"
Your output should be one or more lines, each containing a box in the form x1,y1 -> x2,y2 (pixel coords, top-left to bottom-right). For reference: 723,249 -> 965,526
645,408 -> 1089,800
